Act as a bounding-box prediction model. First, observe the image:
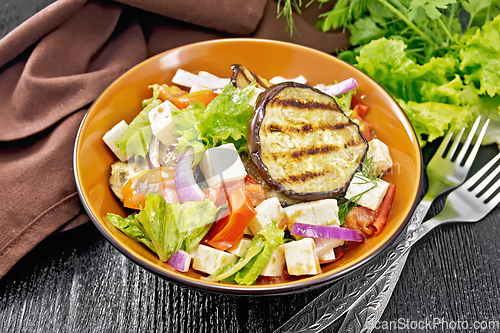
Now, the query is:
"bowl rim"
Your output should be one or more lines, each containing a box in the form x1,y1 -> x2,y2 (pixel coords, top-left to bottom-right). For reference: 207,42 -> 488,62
73,37 -> 424,295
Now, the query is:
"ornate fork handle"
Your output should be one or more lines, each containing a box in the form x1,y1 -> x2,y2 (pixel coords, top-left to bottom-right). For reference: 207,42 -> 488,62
274,203 -> 431,333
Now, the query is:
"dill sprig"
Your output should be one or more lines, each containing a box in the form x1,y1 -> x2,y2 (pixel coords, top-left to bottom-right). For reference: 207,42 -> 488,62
337,155 -> 381,224
353,155 -> 382,186
277,0 -> 303,36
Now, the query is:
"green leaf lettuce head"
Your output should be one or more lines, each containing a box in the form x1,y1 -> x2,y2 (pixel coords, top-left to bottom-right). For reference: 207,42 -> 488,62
208,220 -> 285,285
352,15 -> 500,147
115,85 -> 162,160
107,193 -> 220,262
172,83 -> 255,158
458,15 -> 500,98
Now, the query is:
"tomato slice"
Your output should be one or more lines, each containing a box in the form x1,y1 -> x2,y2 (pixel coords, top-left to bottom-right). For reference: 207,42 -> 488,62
243,175 -> 266,206
171,90 -> 218,109
351,109 -> 375,141
121,166 -> 179,210
204,188 -> 257,251
345,205 -> 377,239
351,95 -> 369,118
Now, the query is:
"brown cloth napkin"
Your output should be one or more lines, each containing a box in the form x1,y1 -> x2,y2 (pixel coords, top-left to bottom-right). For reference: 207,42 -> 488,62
0,0 -> 349,278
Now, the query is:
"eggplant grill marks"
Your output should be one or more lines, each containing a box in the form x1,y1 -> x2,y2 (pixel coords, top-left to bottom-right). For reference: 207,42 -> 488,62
257,85 -> 368,198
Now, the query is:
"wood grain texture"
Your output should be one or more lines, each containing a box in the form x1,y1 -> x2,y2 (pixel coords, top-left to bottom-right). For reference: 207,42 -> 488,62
1,1 -> 499,332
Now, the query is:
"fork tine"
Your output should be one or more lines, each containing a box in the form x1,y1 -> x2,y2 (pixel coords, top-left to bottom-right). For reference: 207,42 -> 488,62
472,161 -> 500,194
464,151 -> 500,188
463,118 -> 490,169
456,116 -> 482,165
446,127 -> 465,160
485,183 -> 500,208
435,129 -> 454,158
479,170 -> 500,200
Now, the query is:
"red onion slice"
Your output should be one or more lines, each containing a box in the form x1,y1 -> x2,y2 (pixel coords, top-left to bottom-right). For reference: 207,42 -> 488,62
175,148 -> 206,203
291,223 -> 364,242
316,78 -> 359,96
167,250 -> 191,272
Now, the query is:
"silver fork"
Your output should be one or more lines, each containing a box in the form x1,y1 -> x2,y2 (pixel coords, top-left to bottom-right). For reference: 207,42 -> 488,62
274,117 -> 489,333
339,117 -> 490,332
340,147 -> 500,333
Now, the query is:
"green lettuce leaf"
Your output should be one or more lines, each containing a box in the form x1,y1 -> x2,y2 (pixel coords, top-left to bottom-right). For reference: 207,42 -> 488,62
398,99 -> 472,146
171,103 -> 207,166
171,83 -> 255,157
459,15 -> 500,98
175,199 -> 220,233
132,193 -> 220,262
136,193 -> 183,261
333,89 -> 356,116
234,220 -> 284,285
106,213 -> 156,253
208,220 -> 285,285
115,86 -> 162,160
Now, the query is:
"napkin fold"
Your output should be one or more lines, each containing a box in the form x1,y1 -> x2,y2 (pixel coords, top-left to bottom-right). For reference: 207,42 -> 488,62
0,0 -> 349,278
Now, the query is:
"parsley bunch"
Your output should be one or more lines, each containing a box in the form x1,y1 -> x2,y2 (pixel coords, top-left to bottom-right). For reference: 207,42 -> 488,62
279,0 -> 499,64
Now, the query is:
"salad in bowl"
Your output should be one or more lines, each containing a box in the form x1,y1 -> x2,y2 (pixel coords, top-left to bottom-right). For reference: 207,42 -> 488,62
103,64 -> 397,285
74,39 -> 422,294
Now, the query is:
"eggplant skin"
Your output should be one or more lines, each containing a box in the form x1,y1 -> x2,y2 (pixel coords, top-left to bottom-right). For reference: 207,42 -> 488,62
231,64 -> 272,90
248,82 -> 368,200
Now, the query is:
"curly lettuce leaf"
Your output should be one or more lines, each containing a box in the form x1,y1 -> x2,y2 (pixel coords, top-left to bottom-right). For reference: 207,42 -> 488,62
208,220 -> 284,285
398,99 -> 473,146
459,15 -> 500,98
106,213 -> 156,253
333,89 -> 356,116
354,33 -> 500,147
176,199 -> 220,233
132,193 -> 220,262
172,83 -> 255,158
171,103 -> 207,166
115,86 -> 162,160
234,220 -> 284,285
136,193 -> 183,261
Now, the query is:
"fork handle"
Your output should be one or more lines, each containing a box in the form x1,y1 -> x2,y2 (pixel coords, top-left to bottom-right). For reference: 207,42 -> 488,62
274,201 -> 433,333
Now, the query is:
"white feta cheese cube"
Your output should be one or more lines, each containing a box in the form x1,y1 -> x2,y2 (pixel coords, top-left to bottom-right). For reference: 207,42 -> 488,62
345,175 -> 390,211
199,143 -> 247,187
189,84 -> 210,93
248,197 -> 283,235
318,248 -> 336,263
244,226 -> 253,236
269,75 -> 307,85
308,199 -> 340,225
283,202 -> 316,225
172,69 -> 230,89
192,245 -> 238,275
197,71 -> 220,79
284,238 -> 321,276
148,100 -> 177,147
367,139 -> 393,175
260,245 -> 286,276
102,120 -> 129,162
227,236 -> 252,257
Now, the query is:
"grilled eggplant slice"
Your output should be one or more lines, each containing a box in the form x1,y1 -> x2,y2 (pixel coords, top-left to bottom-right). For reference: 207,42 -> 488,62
248,82 -> 368,200
109,161 -> 149,201
231,64 -> 272,90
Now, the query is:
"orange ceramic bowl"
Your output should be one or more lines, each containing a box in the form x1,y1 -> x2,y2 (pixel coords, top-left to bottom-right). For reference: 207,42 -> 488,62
74,38 -> 423,294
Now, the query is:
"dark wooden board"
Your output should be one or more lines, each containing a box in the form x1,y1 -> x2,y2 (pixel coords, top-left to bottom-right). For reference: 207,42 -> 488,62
1,2 -> 499,332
